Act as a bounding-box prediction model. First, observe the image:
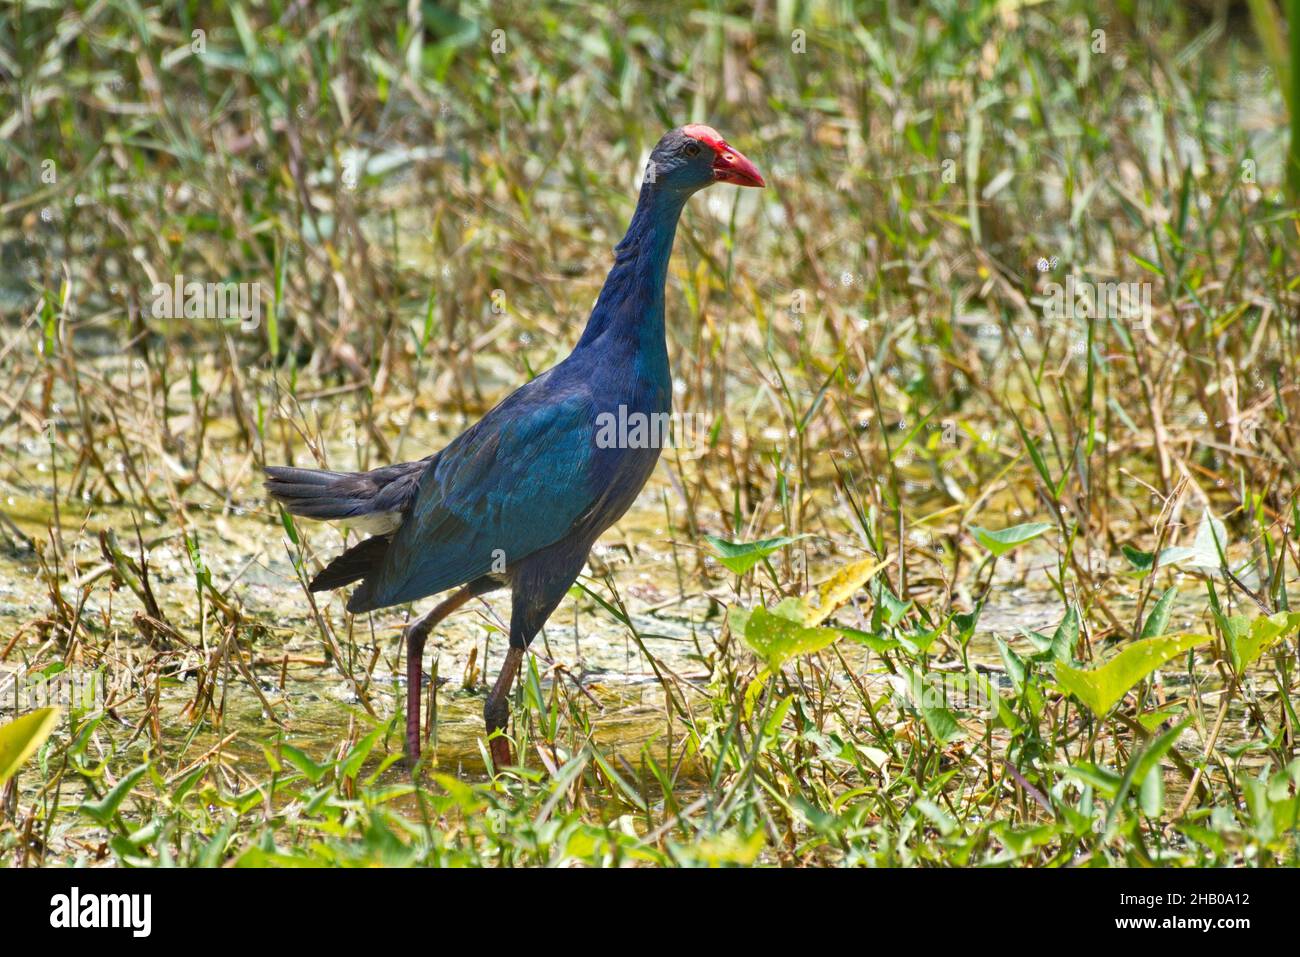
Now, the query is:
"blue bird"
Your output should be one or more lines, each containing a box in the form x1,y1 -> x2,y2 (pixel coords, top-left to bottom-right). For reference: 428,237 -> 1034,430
266,125 -> 764,767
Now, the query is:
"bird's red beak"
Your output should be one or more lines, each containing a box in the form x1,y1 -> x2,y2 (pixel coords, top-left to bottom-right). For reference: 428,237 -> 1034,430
681,124 -> 766,188
712,145 -> 766,188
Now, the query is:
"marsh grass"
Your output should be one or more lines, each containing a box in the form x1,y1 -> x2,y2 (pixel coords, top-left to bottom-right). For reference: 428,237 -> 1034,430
1,0 -> 1299,866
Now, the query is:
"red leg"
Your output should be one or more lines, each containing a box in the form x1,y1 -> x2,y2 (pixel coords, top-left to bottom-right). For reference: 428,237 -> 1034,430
484,646 -> 524,769
404,626 -> 428,762
402,586 -> 478,766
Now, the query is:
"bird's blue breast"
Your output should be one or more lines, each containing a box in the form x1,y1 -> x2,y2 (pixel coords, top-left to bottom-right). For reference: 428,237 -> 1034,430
571,339 -> 671,533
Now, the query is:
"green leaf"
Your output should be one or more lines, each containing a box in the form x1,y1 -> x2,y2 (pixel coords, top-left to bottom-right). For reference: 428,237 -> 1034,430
80,764 -> 148,826
0,708 -> 61,785
1222,611 -> 1300,673
1011,412 -> 1059,497
870,578 -> 912,627
1028,604 -> 1078,663
897,622 -> 945,655
952,600 -> 984,647
921,703 -> 963,744
1139,766 -> 1164,817
1110,716 -> 1192,831
996,637 -> 1027,693
727,605 -> 752,637
1156,508 -> 1228,571
969,521 -> 1054,558
704,534 -> 808,576
1059,761 -> 1123,798
1055,633 -> 1212,716
281,744 -> 330,784
1122,544 -> 1154,571
1138,585 -> 1178,639
742,668 -> 772,719
1131,716 -> 1193,788
741,606 -> 844,671
340,726 -> 384,780
837,627 -> 898,655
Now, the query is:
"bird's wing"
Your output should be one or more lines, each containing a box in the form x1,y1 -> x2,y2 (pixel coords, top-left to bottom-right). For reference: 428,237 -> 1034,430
352,375 -> 598,610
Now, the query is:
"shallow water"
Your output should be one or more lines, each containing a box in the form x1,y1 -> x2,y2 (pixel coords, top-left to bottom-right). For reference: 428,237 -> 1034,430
0,344 -> 1288,845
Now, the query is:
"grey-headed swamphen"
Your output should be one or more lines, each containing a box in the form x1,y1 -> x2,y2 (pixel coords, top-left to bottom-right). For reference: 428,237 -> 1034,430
266,125 -> 764,768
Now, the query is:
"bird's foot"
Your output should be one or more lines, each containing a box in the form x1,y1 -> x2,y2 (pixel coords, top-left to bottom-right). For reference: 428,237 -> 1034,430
482,645 -> 524,772
488,734 -> 513,770
484,693 -> 513,770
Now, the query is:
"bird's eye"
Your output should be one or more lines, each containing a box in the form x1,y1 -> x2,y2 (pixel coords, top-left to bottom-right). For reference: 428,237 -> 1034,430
684,141 -> 701,158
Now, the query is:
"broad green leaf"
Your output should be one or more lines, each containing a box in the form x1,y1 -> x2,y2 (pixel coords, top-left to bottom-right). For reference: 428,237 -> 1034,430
771,596 -> 808,622
952,600 -> 984,648
996,637 -> 1026,693
1137,705 -> 1185,732
802,555 -> 893,626
761,694 -> 795,746
968,670 -> 1021,730
897,621 -> 945,655
921,702 -> 963,744
742,668 -> 772,719
969,521 -> 1054,558
870,578 -> 912,627
1222,611 -> 1300,673
1121,544 -> 1154,571
432,773 -> 486,814
0,707 -> 61,785
80,763 -> 148,825
913,798 -> 958,835
340,726 -> 384,780
1051,604 -> 1079,661
1138,585 -> 1178,639
837,627 -> 898,655
1055,633 -> 1212,716
896,667 -> 965,744
281,744 -> 329,784
1026,605 -> 1078,663
1059,761 -> 1123,798
704,534 -> 809,576
727,605 -> 752,636
1155,508 -> 1229,571
1139,767 -> 1163,817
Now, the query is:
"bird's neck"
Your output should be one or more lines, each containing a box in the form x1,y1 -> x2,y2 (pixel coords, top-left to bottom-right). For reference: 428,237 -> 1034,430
576,184 -> 688,353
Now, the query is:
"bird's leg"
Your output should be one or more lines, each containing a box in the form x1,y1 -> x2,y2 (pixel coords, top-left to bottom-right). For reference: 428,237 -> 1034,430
484,646 -> 524,769
403,586 -> 478,765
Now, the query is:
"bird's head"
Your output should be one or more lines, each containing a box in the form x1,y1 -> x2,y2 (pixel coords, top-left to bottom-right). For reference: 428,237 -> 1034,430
645,124 -> 765,195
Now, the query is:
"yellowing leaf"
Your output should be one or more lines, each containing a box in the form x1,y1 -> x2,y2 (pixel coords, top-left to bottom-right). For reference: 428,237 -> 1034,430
802,555 -> 894,626
0,707 -> 61,785
742,606 -> 844,671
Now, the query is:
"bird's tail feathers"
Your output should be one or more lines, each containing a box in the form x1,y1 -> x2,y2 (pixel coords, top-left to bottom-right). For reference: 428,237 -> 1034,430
263,461 -> 426,532
309,535 -> 390,593
264,466 -> 365,521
